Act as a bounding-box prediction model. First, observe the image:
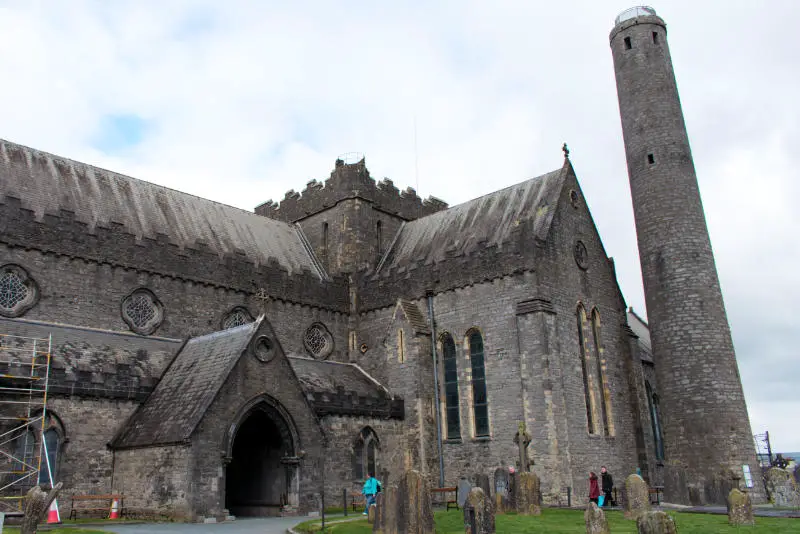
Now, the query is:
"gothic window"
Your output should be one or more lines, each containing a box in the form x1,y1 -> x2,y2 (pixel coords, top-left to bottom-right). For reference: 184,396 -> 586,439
353,427 -> 380,480
592,308 -> 614,436
467,329 -> 489,437
577,304 -> 598,434
121,288 -> 164,335
303,322 -> 334,360
441,333 -> 461,440
0,264 -> 40,318
222,307 -> 253,330
646,381 -> 665,461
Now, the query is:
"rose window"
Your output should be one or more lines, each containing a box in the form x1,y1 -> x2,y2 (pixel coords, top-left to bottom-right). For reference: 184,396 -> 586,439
121,288 -> 164,335
303,323 -> 334,360
0,264 -> 39,318
223,308 -> 253,330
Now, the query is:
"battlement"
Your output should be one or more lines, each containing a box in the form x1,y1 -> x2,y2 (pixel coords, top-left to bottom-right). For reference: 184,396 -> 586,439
255,157 -> 448,223
305,388 -> 404,419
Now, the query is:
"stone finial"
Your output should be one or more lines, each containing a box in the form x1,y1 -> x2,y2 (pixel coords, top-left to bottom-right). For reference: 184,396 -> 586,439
624,474 -> 651,520
727,488 -> 754,526
463,487 -> 495,534
562,143 -> 570,160
585,502 -> 610,534
636,511 -> 677,534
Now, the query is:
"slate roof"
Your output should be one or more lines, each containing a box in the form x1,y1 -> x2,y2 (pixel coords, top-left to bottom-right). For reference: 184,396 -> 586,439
627,307 -> 653,362
378,167 -> 565,272
288,357 -> 388,397
397,299 -> 430,335
0,139 -> 322,277
111,320 -> 261,448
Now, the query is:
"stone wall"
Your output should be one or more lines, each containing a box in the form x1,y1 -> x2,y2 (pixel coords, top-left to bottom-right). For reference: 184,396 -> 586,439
112,445 -> 192,520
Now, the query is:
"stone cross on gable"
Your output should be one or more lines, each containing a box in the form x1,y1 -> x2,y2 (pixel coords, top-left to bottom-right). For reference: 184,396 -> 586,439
514,421 -> 533,472
254,288 -> 270,314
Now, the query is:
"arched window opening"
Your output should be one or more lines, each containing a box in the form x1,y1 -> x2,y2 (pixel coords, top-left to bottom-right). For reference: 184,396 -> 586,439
441,333 -> 461,439
397,328 -> 405,363
376,220 -> 383,257
353,427 -> 380,480
322,222 -> 329,261
38,429 -> 60,485
645,381 -> 665,461
592,309 -> 613,435
468,330 -> 489,437
577,305 -> 596,433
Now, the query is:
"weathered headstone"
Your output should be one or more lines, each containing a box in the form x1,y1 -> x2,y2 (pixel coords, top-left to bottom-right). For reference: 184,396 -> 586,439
21,482 -> 63,534
585,502 -> 610,534
514,471 -> 541,516
372,470 -> 434,534
457,477 -> 473,509
368,503 -> 377,523
472,473 -> 491,498
727,488 -> 754,526
493,468 -> 510,513
765,467 -> 800,508
636,511 -> 677,534
463,487 -> 495,534
514,421 -> 533,472
624,474 -> 650,520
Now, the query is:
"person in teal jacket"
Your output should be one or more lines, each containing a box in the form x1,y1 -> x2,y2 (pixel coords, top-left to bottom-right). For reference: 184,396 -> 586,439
362,472 -> 382,515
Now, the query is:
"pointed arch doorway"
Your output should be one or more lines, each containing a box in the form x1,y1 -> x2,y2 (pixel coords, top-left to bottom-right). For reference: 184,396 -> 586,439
224,398 -> 300,517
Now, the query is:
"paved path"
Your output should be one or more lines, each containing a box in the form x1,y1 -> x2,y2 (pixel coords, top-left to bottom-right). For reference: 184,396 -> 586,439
104,517 -> 306,534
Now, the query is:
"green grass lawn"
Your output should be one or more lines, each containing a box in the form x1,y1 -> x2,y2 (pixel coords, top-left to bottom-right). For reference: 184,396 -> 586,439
294,508 -> 800,533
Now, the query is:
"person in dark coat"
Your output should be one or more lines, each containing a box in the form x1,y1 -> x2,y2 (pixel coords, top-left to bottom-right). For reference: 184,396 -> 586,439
588,472 -> 600,504
600,466 -> 613,506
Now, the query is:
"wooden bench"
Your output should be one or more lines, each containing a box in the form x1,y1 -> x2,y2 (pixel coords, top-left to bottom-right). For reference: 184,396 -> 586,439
349,492 -> 365,512
69,494 -> 123,520
430,487 -> 458,511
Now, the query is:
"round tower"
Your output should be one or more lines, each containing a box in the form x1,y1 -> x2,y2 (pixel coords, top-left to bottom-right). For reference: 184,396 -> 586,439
610,7 -> 761,505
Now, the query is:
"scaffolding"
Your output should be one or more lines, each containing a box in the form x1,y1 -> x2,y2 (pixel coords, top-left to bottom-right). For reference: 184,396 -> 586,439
0,331 -> 53,514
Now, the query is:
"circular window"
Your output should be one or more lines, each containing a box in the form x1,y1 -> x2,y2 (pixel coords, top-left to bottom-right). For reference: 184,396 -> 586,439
0,264 -> 39,318
121,288 -> 164,335
574,241 -> 589,270
222,307 -> 254,330
252,335 -> 276,363
303,323 -> 334,360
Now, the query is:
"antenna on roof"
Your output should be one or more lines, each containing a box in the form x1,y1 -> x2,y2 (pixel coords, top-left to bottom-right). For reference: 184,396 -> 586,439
414,115 -> 419,192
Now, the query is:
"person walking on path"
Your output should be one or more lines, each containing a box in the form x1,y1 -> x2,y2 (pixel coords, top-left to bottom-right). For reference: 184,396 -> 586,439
362,472 -> 381,515
600,466 -> 613,507
588,472 -> 600,504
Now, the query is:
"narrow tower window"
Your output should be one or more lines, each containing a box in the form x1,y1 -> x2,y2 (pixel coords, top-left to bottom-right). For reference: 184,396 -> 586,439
441,333 -> 461,439
577,305 -> 596,433
397,328 -> 405,363
468,329 -> 489,437
376,220 -> 383,257
322,222 -> 329,260
652,32 -> 659,44
624,36 -> 632,50
647,153 -> 655,165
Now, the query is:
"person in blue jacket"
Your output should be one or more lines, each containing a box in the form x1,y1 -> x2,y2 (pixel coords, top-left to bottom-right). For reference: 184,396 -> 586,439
362,472 -> 382,515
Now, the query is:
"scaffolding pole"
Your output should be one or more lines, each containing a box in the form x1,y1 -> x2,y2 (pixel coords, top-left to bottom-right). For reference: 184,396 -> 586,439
0,332 -> 52,513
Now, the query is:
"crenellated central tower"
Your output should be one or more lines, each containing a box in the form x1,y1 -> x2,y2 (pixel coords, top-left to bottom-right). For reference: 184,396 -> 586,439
610,6 -> 761,504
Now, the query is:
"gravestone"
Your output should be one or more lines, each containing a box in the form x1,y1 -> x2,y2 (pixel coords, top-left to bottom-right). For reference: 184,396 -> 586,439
493,468 -> 510,513
765,467 -> 800,508
372,470 -> 434,534
727,488 -> 754,526
472,473 -> 491,498
584,502 -> 610,534
457,478 -> 473,509
514,471 -> 541,516
624,474 -> 650,520
636,511 -> 677,534
514,421 -> 533,472
368,503 -> 377,523
463,487 -> 495,534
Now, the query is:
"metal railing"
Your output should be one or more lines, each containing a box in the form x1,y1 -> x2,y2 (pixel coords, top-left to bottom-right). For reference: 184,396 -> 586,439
615,6 -> 657,25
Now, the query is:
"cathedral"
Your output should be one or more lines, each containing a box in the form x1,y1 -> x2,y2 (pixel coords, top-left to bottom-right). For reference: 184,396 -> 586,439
0,6 -> 761,521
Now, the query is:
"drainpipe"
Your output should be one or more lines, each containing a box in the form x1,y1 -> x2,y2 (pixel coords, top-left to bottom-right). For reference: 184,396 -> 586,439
427,290 -> 445,488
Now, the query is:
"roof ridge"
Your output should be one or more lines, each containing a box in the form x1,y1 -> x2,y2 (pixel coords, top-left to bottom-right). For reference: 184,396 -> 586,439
0,138 -> 292,226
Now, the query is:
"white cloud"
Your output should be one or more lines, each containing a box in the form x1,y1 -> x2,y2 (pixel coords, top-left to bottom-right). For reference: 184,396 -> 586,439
0,0 -> 798,448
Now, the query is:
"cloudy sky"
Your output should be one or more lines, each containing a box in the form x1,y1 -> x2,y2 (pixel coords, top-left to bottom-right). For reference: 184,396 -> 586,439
1,1 -> 797,451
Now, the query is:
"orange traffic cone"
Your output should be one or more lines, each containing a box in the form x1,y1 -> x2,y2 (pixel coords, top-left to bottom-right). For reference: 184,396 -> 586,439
109,498 -> 120,520
47,498 -> 61,524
